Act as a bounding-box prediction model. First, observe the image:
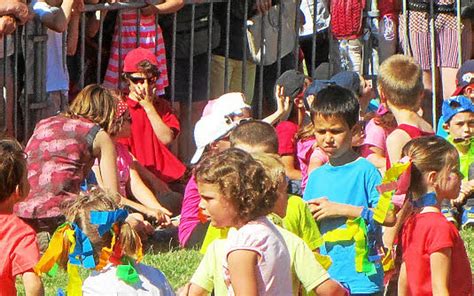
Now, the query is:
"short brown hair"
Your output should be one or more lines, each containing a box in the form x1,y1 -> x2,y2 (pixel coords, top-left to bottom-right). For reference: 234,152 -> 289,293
378,54 -> 424,111
229,120 -> 278,153
65,84 -> 118,133
122,60 -> 161,81
402,136 -> 459,200
195,148 -> 277,223
0,138 -> 27,202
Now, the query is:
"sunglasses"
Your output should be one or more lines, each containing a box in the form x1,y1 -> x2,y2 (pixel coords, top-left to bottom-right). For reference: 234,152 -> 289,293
129,76 -> 158,84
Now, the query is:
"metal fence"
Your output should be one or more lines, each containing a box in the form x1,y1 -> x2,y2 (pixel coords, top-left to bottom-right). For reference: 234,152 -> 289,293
0,0 -> 470,162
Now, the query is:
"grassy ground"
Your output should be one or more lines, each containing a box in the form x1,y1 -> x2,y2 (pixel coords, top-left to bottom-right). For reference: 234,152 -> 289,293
16,229 -> 474,295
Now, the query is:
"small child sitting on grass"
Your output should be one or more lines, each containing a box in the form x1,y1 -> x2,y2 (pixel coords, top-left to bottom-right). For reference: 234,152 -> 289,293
0,138 -> 44,296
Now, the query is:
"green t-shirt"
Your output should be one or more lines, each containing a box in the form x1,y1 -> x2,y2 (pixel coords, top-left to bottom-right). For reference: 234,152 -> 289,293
447,136 -> 474,181
190,226 -> 330,296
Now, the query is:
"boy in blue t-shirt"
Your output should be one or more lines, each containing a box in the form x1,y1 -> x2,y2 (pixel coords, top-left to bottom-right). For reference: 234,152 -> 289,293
303,85 -> 396,295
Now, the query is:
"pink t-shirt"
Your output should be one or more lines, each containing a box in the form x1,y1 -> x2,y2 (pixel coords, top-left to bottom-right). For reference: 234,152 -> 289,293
178,176 -> 201,246
115,142 -> 133,196
224,217 -> 292,296
297,138 -> 328,193
363,118 -> 388,154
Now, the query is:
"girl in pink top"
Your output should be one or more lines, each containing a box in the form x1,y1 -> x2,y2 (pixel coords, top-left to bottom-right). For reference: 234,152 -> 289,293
195,148 -> 292,296
296,123 -> 329,193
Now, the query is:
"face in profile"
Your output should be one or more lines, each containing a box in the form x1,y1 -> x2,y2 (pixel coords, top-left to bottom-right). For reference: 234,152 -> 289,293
197,182 -> 239,228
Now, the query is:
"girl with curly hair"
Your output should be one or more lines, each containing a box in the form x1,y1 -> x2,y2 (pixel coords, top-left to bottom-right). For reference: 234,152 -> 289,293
194,148 -> 292,295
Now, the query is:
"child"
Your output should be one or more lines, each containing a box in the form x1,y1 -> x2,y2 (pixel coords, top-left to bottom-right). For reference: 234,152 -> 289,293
437,60 -> 474,138
378,54 -> 434,168
179,114 -> 236,248
118,47 -> 185,185
14,84 -> 120,235
195,148 -> 292,295
93,100 -> 178,225
360,105 -> 397,172
303,85 -> 396,295
441,95 -> 474,227
399,136 -> 472,295
35,189 -> 175,295
0,138 -> 44,296
184,152 -> 347,296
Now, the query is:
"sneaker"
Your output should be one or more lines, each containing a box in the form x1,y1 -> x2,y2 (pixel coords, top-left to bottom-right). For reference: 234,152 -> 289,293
461,199 -> 474,229
441,201 -> 459,227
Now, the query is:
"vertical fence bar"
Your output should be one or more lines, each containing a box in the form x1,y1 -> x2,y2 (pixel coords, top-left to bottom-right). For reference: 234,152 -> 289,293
1,37 -> 6,133
258,6 -> 266,118
136,8 -> 141,47
311,0 -> 318,78
276,0 -> 283,78
24,23 -> 30,140
170,12 -> 177,103
224,0 -> 231,93
118,9 -> 123,90
206,1 -> 214,99
79,12 -> 86,89
293,0 -> 300,69
457,0 -> 463,67
97,10 -> 105,84
242,0 -> 248,96
429,0 -> 437,128
402,0 -> 409,55
14,29 -> 20,138
188,3 -> 196,125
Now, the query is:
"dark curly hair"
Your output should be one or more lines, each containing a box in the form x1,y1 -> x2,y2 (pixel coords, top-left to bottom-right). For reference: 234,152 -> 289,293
0,138 -> 27,202
195,148 -> 277,224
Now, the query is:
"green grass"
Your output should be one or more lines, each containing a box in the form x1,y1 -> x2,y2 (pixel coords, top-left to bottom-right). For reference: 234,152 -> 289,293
16,229 -> 474,295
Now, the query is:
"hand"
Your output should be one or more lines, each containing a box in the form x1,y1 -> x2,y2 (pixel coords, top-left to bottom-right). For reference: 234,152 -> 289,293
255,0 -> 272,14
294,97 -> 304,110
72,0 -> 84,16
0,15 -> 16,36
177,283 -> 191,296
131,83 -> 156,110
306,94 -> 315,110
308,197 -> 343,221
275,85 -> 291,117
146,207 -> 172,227
452,180 -> 473,206
1,1 -> 30,24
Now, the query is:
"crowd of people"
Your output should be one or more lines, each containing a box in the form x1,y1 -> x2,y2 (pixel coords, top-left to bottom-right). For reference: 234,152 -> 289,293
1,0 -> 474,295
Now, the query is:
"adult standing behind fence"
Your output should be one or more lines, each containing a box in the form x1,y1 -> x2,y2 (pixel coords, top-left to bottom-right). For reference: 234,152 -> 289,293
0,0 -> 30,137
399,0 -> 472,101
210,0 -> 273,103
102,0 -> 183,96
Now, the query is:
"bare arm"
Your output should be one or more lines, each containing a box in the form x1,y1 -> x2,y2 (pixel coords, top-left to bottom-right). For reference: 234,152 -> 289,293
141,0 -> 184,16
281,155 -> 302,180
92,130 -> 119,195
37,0 -> 75,33
22,271 -> 44,296
129,162 -> 172,216
386,130 -> 411,166
308,197 -> 396,226
314,279 -> 348,296
133,160 -> 171,194
177,283 -> 210,296
228,250 -> 259,296
430,248 -> 451,296
398,262 -> 410,296
66,13 -> 80,55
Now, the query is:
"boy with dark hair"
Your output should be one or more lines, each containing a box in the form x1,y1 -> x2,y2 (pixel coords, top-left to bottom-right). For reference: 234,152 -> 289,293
303,85 -> 395,295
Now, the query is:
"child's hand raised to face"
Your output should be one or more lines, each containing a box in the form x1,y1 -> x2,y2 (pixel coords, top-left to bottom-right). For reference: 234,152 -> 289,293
131,82 -> 156,109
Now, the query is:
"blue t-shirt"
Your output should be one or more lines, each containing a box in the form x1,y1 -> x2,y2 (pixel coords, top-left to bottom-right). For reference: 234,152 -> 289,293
303,157 -> 383,294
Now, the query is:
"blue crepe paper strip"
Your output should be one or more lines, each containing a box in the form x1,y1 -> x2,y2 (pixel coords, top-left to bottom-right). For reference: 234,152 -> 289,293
90,209 -> 128,237
69,223 -> 96,269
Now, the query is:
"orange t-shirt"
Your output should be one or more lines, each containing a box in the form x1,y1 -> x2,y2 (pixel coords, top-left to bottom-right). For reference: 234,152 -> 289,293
0,214 -> 40,295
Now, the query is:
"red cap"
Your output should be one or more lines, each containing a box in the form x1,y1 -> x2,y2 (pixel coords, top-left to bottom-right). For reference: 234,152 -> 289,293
452,60 -> 474,96
123,47 -> 158,73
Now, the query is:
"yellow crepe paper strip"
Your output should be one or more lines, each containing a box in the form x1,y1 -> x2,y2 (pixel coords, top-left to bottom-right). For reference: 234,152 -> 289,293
323,217 -> 376,275
34,223 -> 71,275
373,161 -> 411,223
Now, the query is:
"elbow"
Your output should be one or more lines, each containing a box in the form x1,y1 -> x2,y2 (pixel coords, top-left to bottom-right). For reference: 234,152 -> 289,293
382,215 -> 397,227
49,22 -> 68,33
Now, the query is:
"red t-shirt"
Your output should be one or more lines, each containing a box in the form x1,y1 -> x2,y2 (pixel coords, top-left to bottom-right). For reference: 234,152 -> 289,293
122,97 -> 185,183
276,121 -> 299,156
402,212 -> 472,296
0,214 -> 40,295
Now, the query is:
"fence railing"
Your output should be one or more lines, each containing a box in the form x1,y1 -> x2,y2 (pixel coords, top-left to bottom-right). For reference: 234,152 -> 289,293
0,0 -> 470,162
